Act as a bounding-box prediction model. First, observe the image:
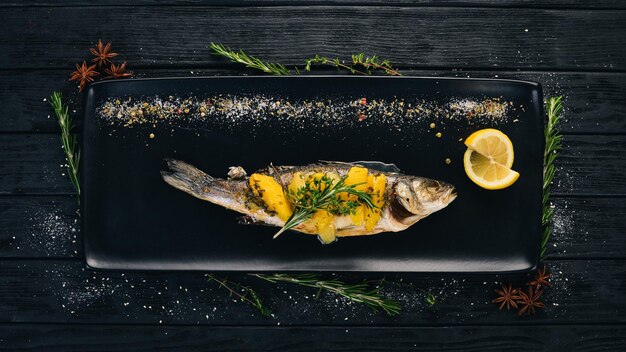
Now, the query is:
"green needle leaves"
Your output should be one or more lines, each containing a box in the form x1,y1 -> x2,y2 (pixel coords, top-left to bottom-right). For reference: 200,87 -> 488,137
541,96 -> 563,259
50,92 -> 81,204
210,43 -> 400,76
210,42 -> 290,75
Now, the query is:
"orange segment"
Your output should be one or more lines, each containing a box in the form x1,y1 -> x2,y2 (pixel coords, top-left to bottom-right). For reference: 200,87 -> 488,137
249,174 -> 293,221
364,173 -> 386,231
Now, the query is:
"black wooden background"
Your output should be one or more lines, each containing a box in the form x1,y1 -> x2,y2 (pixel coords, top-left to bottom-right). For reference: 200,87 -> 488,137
0,1 -> 625,351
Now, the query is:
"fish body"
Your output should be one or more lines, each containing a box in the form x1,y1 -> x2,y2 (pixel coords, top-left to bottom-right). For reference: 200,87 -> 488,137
161,160 -> 456,243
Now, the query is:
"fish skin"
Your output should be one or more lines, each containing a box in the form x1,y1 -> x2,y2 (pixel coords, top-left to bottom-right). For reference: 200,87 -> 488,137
161,159 -> 457,238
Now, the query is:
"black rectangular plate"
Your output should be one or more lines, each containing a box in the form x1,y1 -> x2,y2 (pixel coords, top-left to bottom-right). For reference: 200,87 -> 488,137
83,76 -> 543,272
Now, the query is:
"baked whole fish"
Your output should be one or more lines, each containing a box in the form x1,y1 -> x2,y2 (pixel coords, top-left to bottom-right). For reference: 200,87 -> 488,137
161,160 -> 457,244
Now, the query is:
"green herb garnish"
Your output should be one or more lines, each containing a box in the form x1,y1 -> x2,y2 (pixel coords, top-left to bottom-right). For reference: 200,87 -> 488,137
304,53 -> 401,76
274,175 -> 376,239
50,91 -> 81,204
303,54 -> 402,76
210,42 -> 290,76
304,55 -> 369,75
541,96 -> 563,259
420,289 -> 437,306
210,42 -> 400,76
350,53 -> 402,76
207,274 -> 271,317
251,273 -> 401,316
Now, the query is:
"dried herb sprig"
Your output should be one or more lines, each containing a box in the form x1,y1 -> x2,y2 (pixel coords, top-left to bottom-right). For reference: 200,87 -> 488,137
206,274 -> 271,316
351,53 -> 402,76
210,42 -> 290,75
50,92 -> 80,203
304,55 -> 369,75
274,175 -> 376,239
210,43 -> 401,76
541,96 -> 563,258
419,288 -> 437,306
304,53 -> 401,76
251,273 -> 401,316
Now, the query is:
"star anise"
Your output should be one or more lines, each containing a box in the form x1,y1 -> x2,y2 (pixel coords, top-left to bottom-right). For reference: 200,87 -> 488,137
529,266 -> 552,288
69,61 -> 99,92
90,39 -> 118,67
104,62 -> 132,79
516,286 -> 545,316
492,283 -> 520,310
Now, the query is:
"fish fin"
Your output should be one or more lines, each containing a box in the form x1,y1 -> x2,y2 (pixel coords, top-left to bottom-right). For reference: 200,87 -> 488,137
319,160 -> 402,173
161,159 -> 215,197
237,215 -> 274,227
227,166 -> 247,180
253,164 -> 296,175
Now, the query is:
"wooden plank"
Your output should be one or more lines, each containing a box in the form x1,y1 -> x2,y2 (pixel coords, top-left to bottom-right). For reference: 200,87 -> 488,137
0,7 -> 624,70
0,134 -> 69,195
0,324 -> 625,351
0,196 -> 81,258
2,69 -> 625,134
2,0 -> 626,8
553,135 -> 626,196
1,134 -> 623,196
0,71 -> 71,133
547,197 -> 626,259
1,196 -> 623,259
2,0 -> 626,9
0,259 -> 623,325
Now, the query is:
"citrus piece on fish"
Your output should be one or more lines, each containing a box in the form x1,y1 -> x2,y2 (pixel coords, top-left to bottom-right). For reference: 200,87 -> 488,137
463,129 -> 519,190
464,128 -> 514,168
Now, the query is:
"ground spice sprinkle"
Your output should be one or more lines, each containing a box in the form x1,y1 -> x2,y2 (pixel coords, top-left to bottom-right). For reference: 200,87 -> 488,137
98,94 -> 513,130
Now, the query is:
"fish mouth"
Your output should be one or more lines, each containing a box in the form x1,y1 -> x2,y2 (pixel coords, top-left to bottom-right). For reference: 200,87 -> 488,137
446,188 -> 458,204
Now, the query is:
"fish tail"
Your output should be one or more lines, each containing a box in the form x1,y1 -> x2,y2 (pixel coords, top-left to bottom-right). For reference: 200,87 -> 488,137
161,159 -> 216,199
162,159 -> 251,216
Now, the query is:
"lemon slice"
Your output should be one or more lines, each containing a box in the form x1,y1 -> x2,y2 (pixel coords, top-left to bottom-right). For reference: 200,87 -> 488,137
463,149 -> 519,189
464,128 -> 514,168
463,128 -> 519,190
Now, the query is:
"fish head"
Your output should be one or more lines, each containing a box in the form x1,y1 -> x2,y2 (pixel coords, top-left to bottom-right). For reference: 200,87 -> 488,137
394,177 -> 457,217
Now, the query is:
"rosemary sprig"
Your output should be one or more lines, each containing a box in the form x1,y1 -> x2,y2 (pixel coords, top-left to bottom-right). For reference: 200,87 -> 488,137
50,92 -> 81,204
304,55 -> 369,76
251,273 -> 401,316
210,43 -> 401,76
274,175 -> 376,239
206,274 -> 271,316
304,53 -> 402,76
351,53 -> 402,76
210,42 -> 290,75
421,290 -> 437,306
541,96 -> 563,259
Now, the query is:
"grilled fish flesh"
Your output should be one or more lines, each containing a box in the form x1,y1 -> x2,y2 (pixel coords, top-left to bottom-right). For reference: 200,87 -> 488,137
161,160 -> 457,244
